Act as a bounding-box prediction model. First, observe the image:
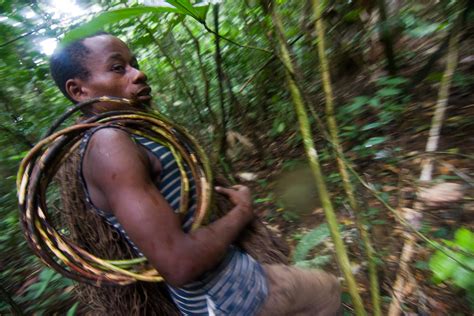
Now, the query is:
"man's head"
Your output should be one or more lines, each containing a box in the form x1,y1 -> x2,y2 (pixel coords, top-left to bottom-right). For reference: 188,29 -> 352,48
50,33 -> 151,110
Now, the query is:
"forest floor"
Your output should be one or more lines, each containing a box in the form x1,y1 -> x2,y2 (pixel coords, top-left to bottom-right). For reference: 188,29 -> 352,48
230,62 -> 474,314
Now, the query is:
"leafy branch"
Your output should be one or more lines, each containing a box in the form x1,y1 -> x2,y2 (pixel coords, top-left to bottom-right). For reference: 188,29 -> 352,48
61,0 -> 272,54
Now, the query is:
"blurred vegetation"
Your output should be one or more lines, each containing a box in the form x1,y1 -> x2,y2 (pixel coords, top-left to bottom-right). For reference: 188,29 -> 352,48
429,228 -> 474,310
0,0 -> 473,314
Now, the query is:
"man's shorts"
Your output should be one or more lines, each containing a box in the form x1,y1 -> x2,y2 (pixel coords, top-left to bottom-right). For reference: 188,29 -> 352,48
258,264 -> 341,316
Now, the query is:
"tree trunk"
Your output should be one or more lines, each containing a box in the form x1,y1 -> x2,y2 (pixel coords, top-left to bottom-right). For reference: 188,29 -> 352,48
182,21 -> 218,127
213,4 -> 229,164
376,0 -> 397,74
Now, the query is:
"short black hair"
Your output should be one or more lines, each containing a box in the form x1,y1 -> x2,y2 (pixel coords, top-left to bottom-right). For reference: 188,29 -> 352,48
50,32 -> 109,103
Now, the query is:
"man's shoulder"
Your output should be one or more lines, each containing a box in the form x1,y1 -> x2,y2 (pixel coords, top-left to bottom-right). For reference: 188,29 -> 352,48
88,126 -> 132,146
85,126 -> 143,160
83,126 -> 149,178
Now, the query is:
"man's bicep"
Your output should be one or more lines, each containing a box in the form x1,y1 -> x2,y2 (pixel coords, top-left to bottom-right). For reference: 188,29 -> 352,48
111,184 -> 185,250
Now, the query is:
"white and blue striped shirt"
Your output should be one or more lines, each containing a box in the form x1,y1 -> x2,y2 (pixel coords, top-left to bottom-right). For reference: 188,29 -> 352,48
80,128 -> 268,315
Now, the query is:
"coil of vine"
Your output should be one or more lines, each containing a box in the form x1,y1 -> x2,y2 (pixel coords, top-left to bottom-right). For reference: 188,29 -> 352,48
17,96 -> 213,286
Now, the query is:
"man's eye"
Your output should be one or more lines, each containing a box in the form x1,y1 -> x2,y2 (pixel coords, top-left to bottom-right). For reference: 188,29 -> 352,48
111,64 -> 125,72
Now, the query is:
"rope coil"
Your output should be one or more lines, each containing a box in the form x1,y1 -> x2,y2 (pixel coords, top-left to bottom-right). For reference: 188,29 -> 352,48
17,96 -> 213,286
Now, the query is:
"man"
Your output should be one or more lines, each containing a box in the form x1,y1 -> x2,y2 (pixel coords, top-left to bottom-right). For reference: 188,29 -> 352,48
51,33 -> 341,315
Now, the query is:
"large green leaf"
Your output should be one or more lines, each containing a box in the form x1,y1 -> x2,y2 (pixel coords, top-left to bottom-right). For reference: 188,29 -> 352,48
452,265 -> 474,290
294,255 -> 332,269
293,224 -> 330,262
429,251 -> 458,282
376,87 -> 401,97
454,228 -> 474,253
363,136 -> 388,148
32,268 -> 55,299
165,0 -> 209,23
62,6 -> 182,44
66,302 -> 79,316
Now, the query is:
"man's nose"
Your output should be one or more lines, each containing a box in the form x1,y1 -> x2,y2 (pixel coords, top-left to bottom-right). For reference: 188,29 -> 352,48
131,67 -> 148,84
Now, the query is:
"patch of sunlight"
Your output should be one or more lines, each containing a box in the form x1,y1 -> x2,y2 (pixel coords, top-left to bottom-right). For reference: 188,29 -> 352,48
39,38 -> 58,56
48,0 -> 86,19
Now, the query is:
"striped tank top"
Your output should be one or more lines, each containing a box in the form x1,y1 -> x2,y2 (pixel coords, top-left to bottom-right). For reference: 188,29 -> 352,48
79,126 -> 268,315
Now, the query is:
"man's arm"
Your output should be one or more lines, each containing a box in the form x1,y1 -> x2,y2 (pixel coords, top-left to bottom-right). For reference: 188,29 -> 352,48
83,128 -> 254,287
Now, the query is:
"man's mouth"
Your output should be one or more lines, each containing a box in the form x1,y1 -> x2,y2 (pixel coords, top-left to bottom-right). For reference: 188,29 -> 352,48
136,87 -> 152,102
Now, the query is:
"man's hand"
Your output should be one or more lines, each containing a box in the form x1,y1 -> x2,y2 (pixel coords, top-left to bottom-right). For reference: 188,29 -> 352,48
215,185 -> 253,218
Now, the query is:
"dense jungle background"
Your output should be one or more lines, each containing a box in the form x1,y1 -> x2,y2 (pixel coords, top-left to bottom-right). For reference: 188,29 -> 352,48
1,0 -> 473,315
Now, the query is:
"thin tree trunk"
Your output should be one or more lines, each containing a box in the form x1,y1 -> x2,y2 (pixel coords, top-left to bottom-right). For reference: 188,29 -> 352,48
388,3 -> 464,314
270,5 -> 367,315
182,21 -> 218,126
213,4 -> 228,162
223,72 -> 242,120
141,24 -> 206,123
311,1 -> 381,314
405,1 -> 471,93
376,0 -> 397,74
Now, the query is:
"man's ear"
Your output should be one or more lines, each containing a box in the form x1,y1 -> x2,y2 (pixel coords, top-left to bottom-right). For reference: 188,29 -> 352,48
65,78 -> 89,103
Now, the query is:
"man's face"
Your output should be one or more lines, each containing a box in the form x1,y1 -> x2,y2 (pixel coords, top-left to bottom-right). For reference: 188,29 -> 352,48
68,35 -> 152,110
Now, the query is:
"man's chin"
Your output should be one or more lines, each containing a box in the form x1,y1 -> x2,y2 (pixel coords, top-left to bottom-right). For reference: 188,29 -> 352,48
136,95 -> 152,108
125,95 -> 150,111
137,94 -> 152,102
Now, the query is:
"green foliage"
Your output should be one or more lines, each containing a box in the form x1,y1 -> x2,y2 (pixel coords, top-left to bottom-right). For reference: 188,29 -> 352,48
292,223 -> 332,269
339,76 -> 408,158
165,0 -> 209,22
295,255 -> 332,269
364,207 -> 380,219
293,224 -> 330,262
401,12 -> 448,38
3,267 -> 76,315
341,292 -> 354,315
281,210 -> 300,222
429,228 -> 474,309
281,159 -> 305,171
271,117 -> 286,136
67,302 -> 80,316
452,71 -> 474,95
63,6 -> 181,44
326,171 -> 342,184
63,1 -> 210,44
0,0 -> 471,313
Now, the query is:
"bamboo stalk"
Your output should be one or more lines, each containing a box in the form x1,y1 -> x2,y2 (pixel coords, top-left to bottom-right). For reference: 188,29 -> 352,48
270,6 -> 367,316
387,3 -> 464,314
311,0 -> 381,314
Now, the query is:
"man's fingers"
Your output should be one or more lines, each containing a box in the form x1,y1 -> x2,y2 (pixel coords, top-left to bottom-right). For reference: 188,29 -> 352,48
215,186 -> 234,195
215,185 -> 249,194
231,184 -> 247,191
